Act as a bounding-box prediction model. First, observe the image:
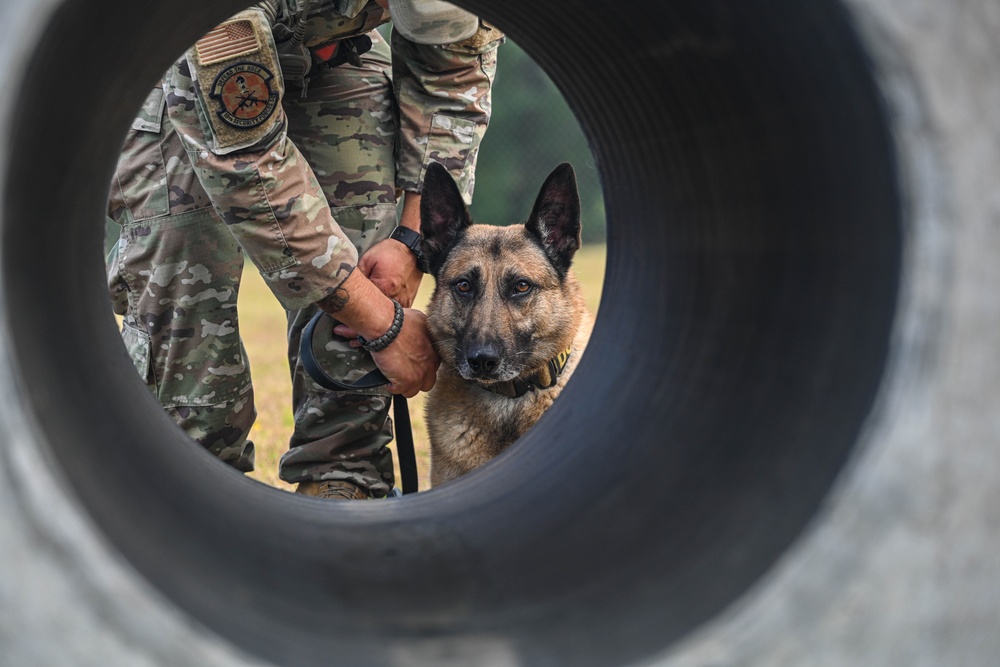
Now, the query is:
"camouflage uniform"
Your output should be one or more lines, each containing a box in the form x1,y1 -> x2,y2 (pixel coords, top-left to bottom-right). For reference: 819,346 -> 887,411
107,0 -> 501,495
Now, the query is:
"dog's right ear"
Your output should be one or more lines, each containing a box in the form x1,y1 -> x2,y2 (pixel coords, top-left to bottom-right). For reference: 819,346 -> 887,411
420,162 -> 473,276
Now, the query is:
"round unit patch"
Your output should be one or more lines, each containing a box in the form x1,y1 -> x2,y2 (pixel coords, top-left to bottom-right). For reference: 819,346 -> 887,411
210,62 -> 279,129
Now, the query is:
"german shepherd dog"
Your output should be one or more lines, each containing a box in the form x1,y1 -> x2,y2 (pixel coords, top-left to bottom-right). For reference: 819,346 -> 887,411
420,162 -> 593,486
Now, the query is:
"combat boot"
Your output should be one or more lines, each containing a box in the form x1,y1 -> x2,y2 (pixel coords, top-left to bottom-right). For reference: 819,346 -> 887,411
295,479 -> 372,500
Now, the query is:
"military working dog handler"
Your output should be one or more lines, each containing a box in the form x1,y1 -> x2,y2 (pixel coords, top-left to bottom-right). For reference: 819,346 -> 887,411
107,0 -> 502,499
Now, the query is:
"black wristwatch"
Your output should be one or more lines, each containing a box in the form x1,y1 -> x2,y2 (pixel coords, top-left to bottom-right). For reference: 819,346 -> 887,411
389,226 -> 427,273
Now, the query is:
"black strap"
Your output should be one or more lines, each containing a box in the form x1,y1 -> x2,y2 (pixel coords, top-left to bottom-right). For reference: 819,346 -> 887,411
389,226 -> 428,273
393,395 -> 418,496
299,309 -> 418,494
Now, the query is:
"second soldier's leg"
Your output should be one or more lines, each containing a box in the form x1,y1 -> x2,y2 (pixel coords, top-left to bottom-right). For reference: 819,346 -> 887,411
278,31 -> 399,496
109,208 -> 257,471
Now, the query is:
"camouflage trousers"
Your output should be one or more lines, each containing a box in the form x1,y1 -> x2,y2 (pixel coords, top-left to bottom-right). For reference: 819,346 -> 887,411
107,32 -> 399,495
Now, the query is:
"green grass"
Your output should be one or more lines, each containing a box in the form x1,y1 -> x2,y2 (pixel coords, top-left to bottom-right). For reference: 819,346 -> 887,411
241,244 -> 607,491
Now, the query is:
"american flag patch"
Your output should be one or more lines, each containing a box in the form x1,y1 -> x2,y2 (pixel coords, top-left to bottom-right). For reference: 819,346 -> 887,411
195,20 -> 261,66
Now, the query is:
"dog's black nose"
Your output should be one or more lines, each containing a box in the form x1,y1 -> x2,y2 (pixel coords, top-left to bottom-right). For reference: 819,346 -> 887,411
466,345 -> 501,376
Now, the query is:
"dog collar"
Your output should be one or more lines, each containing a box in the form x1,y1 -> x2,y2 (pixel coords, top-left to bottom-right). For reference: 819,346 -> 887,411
479,348 -> 573,399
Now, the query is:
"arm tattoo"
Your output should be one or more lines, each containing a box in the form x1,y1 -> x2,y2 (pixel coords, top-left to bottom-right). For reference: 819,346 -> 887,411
318,287 -> 350,314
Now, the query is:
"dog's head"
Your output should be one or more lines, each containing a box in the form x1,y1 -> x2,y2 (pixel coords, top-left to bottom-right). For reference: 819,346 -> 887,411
421,162 -> 583,383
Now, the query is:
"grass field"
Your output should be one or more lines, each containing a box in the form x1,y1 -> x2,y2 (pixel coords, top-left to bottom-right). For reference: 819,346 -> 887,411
241,244 -> 606,492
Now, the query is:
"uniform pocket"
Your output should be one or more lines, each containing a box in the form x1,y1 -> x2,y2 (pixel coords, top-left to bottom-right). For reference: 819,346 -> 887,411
418,113 -> 479,202
120,320 -> 152,384
112,87 -> 169,222
118,208 -> 251,408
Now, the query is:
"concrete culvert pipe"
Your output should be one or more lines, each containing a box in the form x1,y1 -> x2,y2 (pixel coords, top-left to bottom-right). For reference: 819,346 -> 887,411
0,0 -> 997,665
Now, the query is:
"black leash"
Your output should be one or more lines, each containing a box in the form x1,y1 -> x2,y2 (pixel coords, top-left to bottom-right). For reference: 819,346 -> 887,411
299,309 -> 418,495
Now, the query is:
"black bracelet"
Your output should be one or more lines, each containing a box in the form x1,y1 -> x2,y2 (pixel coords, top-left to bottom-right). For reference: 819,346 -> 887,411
358,299 -> 404,352
389,226 -> 428,273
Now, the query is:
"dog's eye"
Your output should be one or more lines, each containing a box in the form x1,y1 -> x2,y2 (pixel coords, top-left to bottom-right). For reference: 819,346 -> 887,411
454,280 -> 473,295
512,280 -> 533,295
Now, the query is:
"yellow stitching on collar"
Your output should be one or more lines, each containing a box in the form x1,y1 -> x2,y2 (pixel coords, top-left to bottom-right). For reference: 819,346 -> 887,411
554,348 -> 572,372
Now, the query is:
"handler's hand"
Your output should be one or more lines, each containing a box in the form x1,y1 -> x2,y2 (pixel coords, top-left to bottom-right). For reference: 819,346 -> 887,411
358,238 -> 423,307
359,191 -> 424,307
334,309 -> 439,397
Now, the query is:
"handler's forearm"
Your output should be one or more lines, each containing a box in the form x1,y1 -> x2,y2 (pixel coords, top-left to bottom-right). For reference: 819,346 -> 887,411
398,192 -> 422,232
316,268 -> 397,341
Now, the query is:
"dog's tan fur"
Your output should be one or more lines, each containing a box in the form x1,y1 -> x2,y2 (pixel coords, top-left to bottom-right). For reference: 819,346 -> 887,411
419,162 -> 592,486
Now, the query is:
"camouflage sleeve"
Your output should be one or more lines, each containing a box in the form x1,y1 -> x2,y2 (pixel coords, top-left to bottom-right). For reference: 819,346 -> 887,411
392,23 -> 504,204
163,8 -> 358,311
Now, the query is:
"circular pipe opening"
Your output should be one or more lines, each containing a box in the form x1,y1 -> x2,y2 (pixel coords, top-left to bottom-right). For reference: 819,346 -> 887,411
2,1 -> 901,665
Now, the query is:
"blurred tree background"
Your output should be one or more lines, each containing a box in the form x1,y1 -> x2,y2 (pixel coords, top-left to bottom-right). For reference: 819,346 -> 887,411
469,40 -> 606,244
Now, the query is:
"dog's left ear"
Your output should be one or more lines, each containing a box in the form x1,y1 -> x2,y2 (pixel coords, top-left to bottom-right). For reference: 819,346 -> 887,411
420,161 -> 473,276
525,163 -> 582,278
